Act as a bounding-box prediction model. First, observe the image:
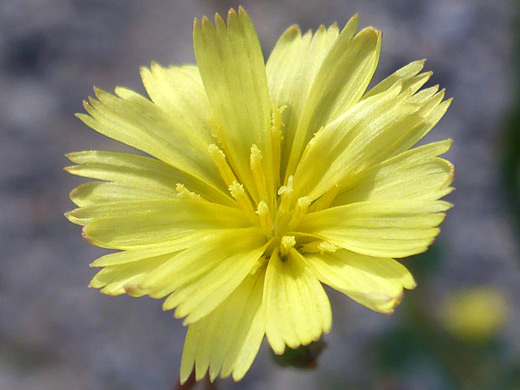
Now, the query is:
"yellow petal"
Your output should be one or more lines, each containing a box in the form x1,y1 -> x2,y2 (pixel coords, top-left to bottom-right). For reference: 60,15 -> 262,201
299,199 -> 451,258
89,232 -> 213,267
264,248 -> 332,355
305,250 -> 415,313
390,95 -> 452,156
147,228 -> 267,324
70,181 -> 170,207
180,269 -> 265,383
66,151 -> 233,206
77,87 -> 222,190
334,141 -> 454,205
293,81 -> 415,199
363,59 -> 426,99
266,21 -> 342,179
293,81 -> 452,201
286,22 -> 381,178
140,64 -> 214,144
73,199 -> 249,249
193,8 -> 271,200
89,254 -> 171,297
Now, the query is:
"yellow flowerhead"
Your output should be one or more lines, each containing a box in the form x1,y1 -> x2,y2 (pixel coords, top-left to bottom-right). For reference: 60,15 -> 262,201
438,288 -> 507,341
66,7 -> 453,383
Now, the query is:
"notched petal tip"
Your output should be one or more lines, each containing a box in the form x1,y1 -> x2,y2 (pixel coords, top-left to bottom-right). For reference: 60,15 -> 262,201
342,12 -> 359,32
282,24 -> 302,41
215,12 -> 226,27
179,371 -> 192,385
316,24 -> 327,33
411,58 -> 427,69
113,86 -> 130,99
361,26 -> 381,35
329,21 -> 339,31
227,7 -> 238,19
64,209 -> 85,226
356,26 -> 381,44
139,64 -> 150,74
93,86 -> 105,96
193,17 -> 200,30
100,287 -> 120,296
268,339 -> 286,356
201,15 -> 213,30
443,138 -> 454,151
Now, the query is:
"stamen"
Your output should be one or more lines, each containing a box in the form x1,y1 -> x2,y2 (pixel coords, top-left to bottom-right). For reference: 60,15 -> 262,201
270,106 -> 285,189
300,240 -> 338,254
208,144 -> 237,186
280,235 -> 296,256
250,144 -> 269,203
288,196 -> 311,230
228,181 -> 256,220
175,183 -> 202,200
274,175 -> 295,234
256,201 -> 273,236
278,175 -> 294,214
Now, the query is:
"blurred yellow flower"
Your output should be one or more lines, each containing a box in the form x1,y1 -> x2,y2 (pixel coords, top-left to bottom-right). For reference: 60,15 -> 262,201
438,288 -> 507,340
66,7 -> 453,382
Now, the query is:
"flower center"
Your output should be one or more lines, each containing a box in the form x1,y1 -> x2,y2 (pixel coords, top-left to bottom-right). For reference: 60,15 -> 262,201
207,137 -> 314,252
204,109 -> 339,260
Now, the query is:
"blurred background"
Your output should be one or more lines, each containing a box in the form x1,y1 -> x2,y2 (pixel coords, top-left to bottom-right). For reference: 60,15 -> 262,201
1,0 -> 519,389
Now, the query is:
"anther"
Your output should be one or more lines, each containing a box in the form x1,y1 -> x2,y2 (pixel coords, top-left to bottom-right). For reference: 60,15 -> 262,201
288,196 -> 311,229
277,175 -> 294,196
270,106 -> 285,188
250,144 -> 269,203
228,181 -> 256,219
300,240 -> 337,254
256,201 -> 273,236
208,144 -> 237,186
280,236 -> 296,257
176,183 -> 201,200
278,175 -> 294,216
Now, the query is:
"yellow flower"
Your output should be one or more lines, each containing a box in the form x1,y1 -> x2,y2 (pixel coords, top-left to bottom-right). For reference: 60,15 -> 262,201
438,288 -> 507,341
66,7 -> 453,382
